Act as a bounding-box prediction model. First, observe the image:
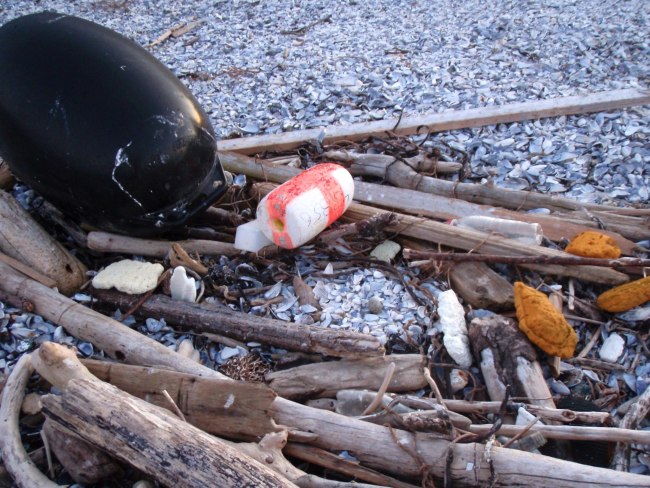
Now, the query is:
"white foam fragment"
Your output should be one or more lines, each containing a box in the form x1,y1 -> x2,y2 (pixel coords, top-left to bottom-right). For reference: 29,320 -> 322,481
599,333 -> 625,363
92,259 -> 163,295
437,289 -> 472,368
234,220 -> 274,252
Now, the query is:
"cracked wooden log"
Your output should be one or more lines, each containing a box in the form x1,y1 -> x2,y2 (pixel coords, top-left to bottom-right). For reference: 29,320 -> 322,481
0,262 -> 228,379
468,315 -> 556,410
253,180 -> 630,285
265,355 -> 427,399
0,190 -> 87,295
87,230 -> 238,258
41,379 -> 298,488
219,151 -> 646,248
92,289 -> 384,358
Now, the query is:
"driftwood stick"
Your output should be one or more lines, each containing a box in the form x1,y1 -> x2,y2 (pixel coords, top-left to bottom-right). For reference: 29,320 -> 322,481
468,423 -> 650,444
0,251 -> 58,288
284,443 -> 419,488
0,262 -> 227,379
219,88 -> 650,158
440,400 -> 611,424
219,151 -> 646,247
611,385 -> 650,471
0,190 -> 87,295
86,231 -> 238,257
324,149 -> 463,175
0,354 -> 58,488
92,289 -> 384,358
265,355 -> 426,399
42,379 -> 298,488
405,249 -> 650,268
253,181 -> 629,285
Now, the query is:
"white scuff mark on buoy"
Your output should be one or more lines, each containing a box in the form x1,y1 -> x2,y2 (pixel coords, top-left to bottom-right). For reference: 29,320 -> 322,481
112,141 -> 143,207
224,394 -> 235,409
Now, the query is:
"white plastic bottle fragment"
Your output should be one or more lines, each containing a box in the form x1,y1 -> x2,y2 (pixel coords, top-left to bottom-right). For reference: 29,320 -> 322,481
170,266 -> 196,303
436,289 -> 472,369
234,163 -> 355,252
450,216 -> 543,245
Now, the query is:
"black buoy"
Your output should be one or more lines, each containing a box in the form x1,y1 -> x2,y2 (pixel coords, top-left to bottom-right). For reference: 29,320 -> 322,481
0,12 -> 228,236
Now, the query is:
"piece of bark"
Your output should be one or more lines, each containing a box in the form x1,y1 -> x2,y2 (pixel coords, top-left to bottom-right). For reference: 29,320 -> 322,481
87,230 -> 238,258
0,262 -> 227,380
265,355 -> 427,399
92,289 -> 383,358
82,358 -> 280,441
285,443 -> 420,488
292,276 -> 321,311
219,88 -> 650,157
0,190 -> 87,295
220,151 -> 646,248
448,261 -> 514,311
0,354 -> 58,488
252,181 -> 630,285
611,384 -> 650,471
42,379 -> 297,488
43,419 -> 122,484
469,316 -> 555,409
0,160 -> 13,190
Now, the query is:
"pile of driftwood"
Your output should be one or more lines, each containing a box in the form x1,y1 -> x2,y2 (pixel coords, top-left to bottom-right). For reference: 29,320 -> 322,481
0,88 -> 650,487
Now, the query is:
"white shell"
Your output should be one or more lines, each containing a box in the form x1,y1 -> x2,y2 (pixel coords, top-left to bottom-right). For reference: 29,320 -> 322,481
437,290 -> 472,368
170,266 -> 197,303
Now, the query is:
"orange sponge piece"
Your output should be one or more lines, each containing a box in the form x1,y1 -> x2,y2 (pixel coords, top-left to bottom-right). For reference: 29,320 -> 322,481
514,282 -> 578,358
596,276 -> 650,313
565,231 -> 621,259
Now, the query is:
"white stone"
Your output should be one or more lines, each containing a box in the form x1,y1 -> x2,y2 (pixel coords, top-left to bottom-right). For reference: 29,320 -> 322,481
92,259 -> 164,295
599,333 -> 625,363
449,368 -> 469,393
367,295 -> 383,314
437,289 -> 472,368
170,266 -> 197,303
370,240 -> 401,262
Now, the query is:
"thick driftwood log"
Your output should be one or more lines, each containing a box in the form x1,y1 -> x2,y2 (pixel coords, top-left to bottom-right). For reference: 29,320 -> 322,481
253,181 -> 629,285
219,88 -> 650,158
0,262 -> 227,379
42,379 -> 297,488
219,151 -> 646,248
265,355 -> 427,399
468,316 -> 555,409
82,358 -> 280,441
86,231 -> 238,257
448,261 -> 514,311
43,419 -> 122,484
0,354 -> 58,488
92,289 -> 384,358
0,190 -> 87,295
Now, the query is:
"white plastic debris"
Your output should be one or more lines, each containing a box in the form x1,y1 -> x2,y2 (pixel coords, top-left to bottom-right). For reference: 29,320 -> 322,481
234,220 -> 274,252
234,163 -> 354,252
599,332 -> 625,363
450,216 -> 543,245
436,289 -> 472,368
92,259 -> 163,294
370,240 -> 401,262
170,266 -> 197,303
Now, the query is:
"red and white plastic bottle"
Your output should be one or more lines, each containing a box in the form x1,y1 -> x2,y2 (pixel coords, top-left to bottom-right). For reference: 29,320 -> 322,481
235,163 -> 355,252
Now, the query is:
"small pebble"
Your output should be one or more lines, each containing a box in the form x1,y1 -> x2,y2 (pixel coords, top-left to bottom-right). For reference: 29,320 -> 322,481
599,333 -> 625,363
367,296 -> 383,314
